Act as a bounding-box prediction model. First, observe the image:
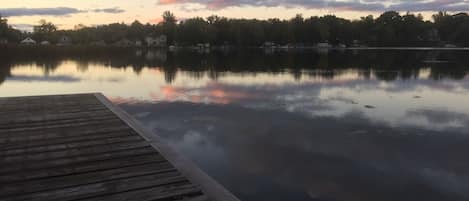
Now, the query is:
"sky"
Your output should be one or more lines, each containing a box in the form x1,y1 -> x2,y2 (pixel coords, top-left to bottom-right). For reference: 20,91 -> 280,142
0,0 -> 468,30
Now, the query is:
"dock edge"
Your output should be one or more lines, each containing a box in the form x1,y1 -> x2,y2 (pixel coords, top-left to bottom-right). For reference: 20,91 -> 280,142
94,93 -> 241,201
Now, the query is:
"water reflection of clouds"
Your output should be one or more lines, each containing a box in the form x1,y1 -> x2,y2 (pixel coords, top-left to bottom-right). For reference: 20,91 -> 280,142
406,108 -> 469,130
149,82 -> 258,105
120,102 -> 469,201
96,76 -> 125,83
6,75 -> 81,82
141,77 -> 469,131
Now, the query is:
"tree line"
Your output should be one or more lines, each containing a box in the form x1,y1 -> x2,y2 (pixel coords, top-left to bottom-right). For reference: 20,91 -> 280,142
1,11 -> 469,47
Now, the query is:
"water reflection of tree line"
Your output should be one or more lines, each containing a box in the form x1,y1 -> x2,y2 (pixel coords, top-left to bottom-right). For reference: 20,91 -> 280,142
0,46 -> 468,84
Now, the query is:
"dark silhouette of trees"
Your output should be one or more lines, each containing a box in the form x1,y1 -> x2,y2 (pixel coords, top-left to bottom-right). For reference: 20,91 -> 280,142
0,15 -> 7,38
33,19 -> 58,42
0,15 -> 22,42
162,10 -> 469,47
2,10 -> 469,46
176,17 -> 215,45
433,12 -> 469,46
162,11 -> 177,45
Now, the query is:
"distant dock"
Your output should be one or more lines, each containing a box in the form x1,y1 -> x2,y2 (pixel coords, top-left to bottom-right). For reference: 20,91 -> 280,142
0,93 -> 239,201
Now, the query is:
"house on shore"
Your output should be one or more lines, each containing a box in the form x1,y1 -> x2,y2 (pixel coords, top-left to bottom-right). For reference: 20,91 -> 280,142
57,36 -> 71,46
196,43 -> 210,49
40,41 -> 51,45
114,39 -> 133,47
145,35 -> 167,47
316,42 -> 332,48
262,41 -> 276,48
20,37 -> 36,45
444,44 -> 457,48
351,40 -> 365,47
336,43 -> 346,48
135,40 -> 143,47
0,38 -> 8,44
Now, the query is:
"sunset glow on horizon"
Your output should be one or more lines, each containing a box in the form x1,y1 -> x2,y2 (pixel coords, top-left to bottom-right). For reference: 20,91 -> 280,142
1,0 -> 468,30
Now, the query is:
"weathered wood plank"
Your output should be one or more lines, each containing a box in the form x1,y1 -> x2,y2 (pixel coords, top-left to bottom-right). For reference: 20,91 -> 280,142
0,109 -> 113,124
0,104 -> 106,116
0,118 -> 124,133
0,130 -> 135,151
0,93 -> 239,201
1,140 -> 150,164
0,162 -> 176,197
0,146 -> 157,173
0,114 -> 120,130
0,154 -> 165,184
1,172 -> 190,201
80,184 -> 206,201
0,124 -> 131,144
0,135 -> 143,156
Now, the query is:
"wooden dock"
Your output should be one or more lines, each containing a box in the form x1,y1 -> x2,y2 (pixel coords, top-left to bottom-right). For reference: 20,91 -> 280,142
0,93 -> 240,201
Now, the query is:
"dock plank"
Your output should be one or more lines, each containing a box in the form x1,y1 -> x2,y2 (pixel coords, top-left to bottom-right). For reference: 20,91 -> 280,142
0,93 -> 239,201
1,140 -> 150,164
0,162 -> 176,197
2,172 -> 189,201
0,146 -> 157,173
0,124 -> 132,144
0,154 -> 165,183
0,135 -> 143,156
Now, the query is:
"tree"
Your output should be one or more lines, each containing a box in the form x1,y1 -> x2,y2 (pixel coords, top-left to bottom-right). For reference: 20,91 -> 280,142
289,14 -> 305,43
161,11 -> 177,45
351,15 -> 375,44
74,24 -> 86,30
176,17 -> 215,45
128,20 -> 144,40
433,12 -> 469,46
0,15 -> 8,38
34,19 -> 57,33
0,15 -> 24,42
33,19 -> 57,42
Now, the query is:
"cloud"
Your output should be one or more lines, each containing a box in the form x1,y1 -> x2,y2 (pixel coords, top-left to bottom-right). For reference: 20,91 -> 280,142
91,7 -> 126,14
388,0 -> 469,12
0,7 -> 82,17
0,7 -> 126,17
10,23 -> 35,31
157,0 -> 469,12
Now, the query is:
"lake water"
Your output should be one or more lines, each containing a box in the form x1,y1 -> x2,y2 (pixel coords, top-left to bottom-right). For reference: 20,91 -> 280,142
1,48 -> 469,201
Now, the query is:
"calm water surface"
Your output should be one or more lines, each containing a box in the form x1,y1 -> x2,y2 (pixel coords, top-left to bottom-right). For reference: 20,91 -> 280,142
1,48 -> 469,201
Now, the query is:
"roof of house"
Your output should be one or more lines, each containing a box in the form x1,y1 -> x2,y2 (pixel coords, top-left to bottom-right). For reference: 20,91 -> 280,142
21,37 -> 36,43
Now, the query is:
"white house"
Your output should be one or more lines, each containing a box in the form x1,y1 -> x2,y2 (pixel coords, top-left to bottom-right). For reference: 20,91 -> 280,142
316,43 -> 332,48
145,35 -> 167,47
40,41 -> 51,45
114,39 -> 133,47
444,44 -> 457,48
21,37 -> 36,45
135,40 -> 143,47
262,41 -> 276,48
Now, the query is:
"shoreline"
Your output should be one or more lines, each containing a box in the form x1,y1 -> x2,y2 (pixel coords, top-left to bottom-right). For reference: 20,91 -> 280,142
2,44 -> 469,51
